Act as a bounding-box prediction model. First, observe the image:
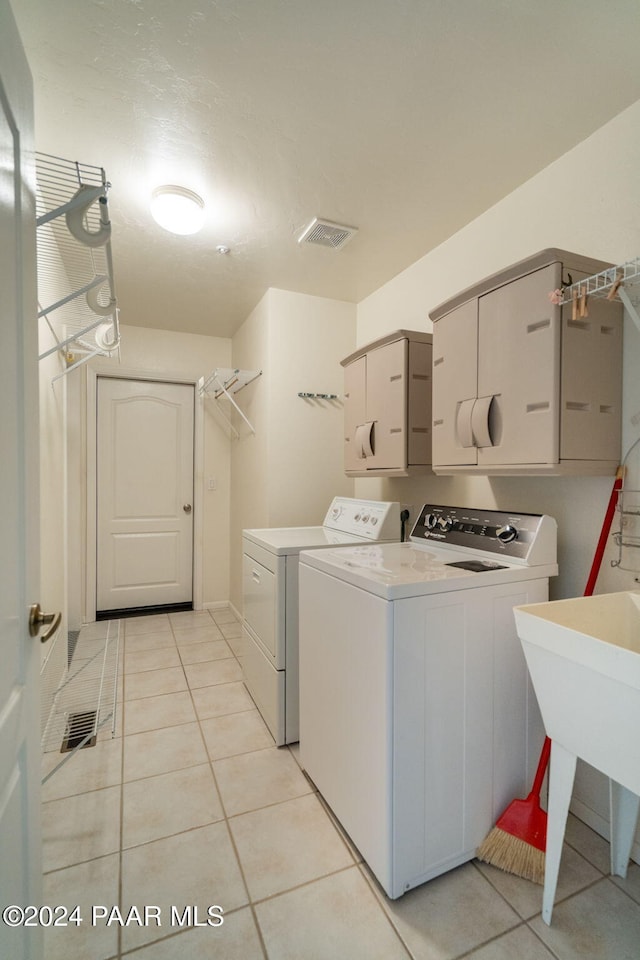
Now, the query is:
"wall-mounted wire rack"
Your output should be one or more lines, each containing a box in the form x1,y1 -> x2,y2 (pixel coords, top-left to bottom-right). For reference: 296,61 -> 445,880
557,255 -> 640,334
297,391 -> 340,400
612,437 -> 640,573
200,368 -> 262,436
40,620 -> 120,783
36,152 -> 121,383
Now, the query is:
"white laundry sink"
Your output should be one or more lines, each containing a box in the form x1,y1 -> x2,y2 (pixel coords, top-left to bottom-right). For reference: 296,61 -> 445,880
514,591 -> 640,924
514,591 -> 640,794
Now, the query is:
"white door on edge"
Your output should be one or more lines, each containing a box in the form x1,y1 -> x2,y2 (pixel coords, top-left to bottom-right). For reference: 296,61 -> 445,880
96,377 -> 195,612
0,4 -> 44,959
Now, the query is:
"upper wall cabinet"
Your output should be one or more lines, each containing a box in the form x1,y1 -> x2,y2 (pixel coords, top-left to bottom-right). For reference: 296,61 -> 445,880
341,329 -> 432,477
429,249 -> 623,476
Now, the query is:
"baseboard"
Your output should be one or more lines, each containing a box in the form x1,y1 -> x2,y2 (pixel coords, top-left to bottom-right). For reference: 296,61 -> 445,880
203,599 -> 243,620
570,798 -> 640,866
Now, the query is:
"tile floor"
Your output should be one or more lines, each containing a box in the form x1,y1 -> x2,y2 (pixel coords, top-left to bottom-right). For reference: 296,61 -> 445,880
41,607 -> 640,960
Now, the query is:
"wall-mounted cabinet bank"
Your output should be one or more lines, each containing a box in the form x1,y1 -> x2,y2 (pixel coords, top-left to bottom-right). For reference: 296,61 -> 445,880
341,329 -> 432,477
429,249 -> 623,476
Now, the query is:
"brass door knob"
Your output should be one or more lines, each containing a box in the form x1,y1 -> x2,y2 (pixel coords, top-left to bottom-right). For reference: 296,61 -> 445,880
29,603 -> 62,643
183,504 -> 192,514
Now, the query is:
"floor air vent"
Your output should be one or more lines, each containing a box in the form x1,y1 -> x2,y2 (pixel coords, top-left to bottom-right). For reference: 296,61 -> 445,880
297,217 -> 358,250
61,710 -> 98,752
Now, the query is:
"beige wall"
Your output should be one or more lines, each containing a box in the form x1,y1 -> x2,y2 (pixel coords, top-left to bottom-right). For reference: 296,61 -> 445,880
265,289 -> 355,526
229,288 -> 356,611
355,98 -> 640,604
229,291 -> 270,614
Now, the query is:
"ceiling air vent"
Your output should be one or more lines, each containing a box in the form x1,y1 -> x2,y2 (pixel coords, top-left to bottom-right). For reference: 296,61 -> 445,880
298,217 -> 358,250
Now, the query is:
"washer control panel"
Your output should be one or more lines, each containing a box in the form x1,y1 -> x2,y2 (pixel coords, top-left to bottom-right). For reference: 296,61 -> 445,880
323,498 -> 401,541
411,503 -> 557,564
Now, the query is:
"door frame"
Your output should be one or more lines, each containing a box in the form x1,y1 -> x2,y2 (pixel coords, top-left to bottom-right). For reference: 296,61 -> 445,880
84,366 -> 204,622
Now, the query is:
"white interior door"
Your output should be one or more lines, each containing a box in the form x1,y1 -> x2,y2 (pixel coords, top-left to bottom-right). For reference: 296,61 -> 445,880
0,5 -> 44,958
96,377 -> 195,612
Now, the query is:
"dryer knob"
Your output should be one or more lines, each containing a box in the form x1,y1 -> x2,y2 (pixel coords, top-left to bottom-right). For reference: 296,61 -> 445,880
496,524 -> 517,543
425,513 -> 438,530
437,516 -> 453,532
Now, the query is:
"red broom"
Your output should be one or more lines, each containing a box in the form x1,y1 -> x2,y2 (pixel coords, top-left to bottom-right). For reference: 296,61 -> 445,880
476,468 -> 624,883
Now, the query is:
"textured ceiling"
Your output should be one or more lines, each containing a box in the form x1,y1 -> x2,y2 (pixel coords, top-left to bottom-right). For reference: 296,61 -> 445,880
13,0 -> 640,338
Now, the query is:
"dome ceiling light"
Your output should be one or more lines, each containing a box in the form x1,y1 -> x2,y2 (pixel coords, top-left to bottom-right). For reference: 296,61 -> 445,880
150,185 -> 205,236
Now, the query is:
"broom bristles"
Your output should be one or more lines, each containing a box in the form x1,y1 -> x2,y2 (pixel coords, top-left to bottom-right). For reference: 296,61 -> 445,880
476,825 -> 545,885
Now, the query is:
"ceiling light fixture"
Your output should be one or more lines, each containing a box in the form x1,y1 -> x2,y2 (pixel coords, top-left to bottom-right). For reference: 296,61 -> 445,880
150,185 -> 205,236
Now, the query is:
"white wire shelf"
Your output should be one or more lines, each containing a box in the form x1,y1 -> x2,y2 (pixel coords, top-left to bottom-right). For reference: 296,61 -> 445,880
556,255 -> 640,334
40,620 -> 120,784
200,368 -> 262,436
36,152 -> 121,380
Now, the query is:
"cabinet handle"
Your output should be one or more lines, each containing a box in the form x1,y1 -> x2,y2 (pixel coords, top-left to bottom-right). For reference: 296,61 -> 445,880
456,399 -> 476,448
355,422 -> 374,459
471,395 -> 495,448
252,570 -> 261,583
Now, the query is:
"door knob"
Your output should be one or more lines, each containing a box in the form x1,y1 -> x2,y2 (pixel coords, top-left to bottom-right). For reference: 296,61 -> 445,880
183,503 -> 192,513
29,603 -> 62,643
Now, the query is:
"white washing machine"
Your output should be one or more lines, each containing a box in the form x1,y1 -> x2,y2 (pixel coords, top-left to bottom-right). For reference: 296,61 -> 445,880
298,503 -> 558,899
242,497 -> 401,746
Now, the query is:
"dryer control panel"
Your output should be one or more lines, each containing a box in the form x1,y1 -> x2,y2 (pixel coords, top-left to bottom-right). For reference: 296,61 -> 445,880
411,503 -> 557,565
323,497 -> 401,541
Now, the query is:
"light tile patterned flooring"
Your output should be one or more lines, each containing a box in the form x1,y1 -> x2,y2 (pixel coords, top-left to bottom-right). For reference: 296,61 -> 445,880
41,608 -> 640,960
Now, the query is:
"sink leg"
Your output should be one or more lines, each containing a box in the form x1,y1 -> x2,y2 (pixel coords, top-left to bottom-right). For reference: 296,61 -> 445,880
609,780 -> 640,878
543,741 -> 577,926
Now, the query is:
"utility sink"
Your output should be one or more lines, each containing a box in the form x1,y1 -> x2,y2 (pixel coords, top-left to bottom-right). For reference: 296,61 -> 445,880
514,591 -> 640,924
515,591 -> 640,793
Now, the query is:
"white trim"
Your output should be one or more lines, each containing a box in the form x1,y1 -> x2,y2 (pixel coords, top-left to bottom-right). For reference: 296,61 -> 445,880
228,600 -> 243,622
85,366 -> 205,622
192,377 -> 204,611
570,797 -> 640,867
85,369 -> 97,623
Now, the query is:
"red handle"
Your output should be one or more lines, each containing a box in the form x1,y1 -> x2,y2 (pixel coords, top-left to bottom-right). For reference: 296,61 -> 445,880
530,735 -> 552,799
583,469 -> 623,597
536,468 -> 623,785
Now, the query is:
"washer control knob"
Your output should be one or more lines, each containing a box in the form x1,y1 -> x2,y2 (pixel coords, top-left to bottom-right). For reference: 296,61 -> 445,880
496,524 -> 517,543
437,516 -> 453,532
425,513 -> 438,530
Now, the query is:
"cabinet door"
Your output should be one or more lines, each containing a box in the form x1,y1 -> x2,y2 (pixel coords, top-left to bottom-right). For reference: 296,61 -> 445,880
366,338 -> 407,470
477,264 -> 561,467
560,292 -> 622,462
432,299 -> 478,467
407,340 -> 432,466
343,355 -> 367,472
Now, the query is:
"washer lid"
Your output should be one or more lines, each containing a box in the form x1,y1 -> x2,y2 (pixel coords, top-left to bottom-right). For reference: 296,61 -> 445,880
299,542 -> 558,600
243,526 -> 367,555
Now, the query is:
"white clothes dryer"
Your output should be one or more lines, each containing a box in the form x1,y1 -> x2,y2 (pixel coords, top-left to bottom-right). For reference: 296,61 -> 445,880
242,498 -> 401,745
298,503 -> 558,898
